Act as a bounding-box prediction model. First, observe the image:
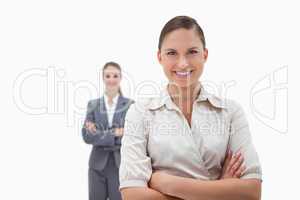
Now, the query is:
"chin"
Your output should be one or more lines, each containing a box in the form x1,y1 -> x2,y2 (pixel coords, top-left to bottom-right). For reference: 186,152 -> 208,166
106,86 -> 119,91
170,80 -> 197,89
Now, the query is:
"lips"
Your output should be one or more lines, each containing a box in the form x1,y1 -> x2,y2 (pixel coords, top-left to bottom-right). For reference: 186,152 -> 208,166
174,70 -> 193,77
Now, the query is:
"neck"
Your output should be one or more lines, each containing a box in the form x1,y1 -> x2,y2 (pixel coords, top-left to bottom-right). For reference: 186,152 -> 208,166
167,82 -> 201,104
105,90 -> 119,99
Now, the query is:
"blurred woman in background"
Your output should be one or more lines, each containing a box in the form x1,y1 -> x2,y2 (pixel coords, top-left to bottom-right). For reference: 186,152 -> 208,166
82,61 -> 133,200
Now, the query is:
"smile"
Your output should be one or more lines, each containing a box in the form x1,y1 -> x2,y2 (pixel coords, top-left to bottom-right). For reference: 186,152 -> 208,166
174,71 -> 193,77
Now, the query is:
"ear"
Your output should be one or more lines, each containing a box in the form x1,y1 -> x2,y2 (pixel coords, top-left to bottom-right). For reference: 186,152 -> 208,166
157,50 -> 162,64
203,48 -> 208,62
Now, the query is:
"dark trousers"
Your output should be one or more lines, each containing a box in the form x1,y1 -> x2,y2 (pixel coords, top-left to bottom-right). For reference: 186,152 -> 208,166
88,153 -> 121,200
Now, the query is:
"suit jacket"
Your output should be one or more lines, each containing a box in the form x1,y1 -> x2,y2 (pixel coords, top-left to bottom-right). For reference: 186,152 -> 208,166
82,95 -> 133,171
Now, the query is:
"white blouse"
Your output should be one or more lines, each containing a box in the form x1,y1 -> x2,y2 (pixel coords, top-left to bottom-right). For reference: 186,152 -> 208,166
119,85 -> 262,189
104,93 -> 119,127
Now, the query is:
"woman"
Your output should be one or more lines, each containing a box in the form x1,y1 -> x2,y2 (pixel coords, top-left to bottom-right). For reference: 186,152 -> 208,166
120,16 -> 262,200
82,61 -> 133,200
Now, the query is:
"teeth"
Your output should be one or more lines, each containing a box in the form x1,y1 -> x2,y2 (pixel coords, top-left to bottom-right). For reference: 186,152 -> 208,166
175,71 -> 191,76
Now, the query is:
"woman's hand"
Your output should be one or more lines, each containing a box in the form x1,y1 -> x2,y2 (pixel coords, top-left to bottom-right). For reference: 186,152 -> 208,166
219,150 -> 246,179
85,121 -> 96,133
114,128 -> 124,137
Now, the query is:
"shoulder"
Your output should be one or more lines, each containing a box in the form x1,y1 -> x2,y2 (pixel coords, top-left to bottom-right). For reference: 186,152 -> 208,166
87,98 -> 100,110
213,95 -> 247,122
119,96 -> 135,112
206,94 -> 248,127
120,96 -> 135,104
88,98 -> 100,104
224,98 -> 244,116
125,98 -> 156,121
206,91 -> 243,114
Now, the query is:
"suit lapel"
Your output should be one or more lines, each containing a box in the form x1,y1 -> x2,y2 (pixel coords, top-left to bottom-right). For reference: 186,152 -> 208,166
112,95 -> 127,127
98,97 -> 109,128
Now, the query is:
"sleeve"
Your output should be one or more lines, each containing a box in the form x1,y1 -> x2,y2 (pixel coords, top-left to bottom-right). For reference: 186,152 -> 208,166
82,100 -> 115,146
82,128 -> 115,146
119,103 -> 153,189
115,135 -> 122,146
228,101 -> 262,181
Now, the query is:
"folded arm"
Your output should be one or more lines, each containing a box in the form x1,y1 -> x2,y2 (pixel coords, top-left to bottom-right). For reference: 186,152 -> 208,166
121,187 -> 182,200
150,172 -> 261,200
82,100 -> 116,146
82,123 -> 115,146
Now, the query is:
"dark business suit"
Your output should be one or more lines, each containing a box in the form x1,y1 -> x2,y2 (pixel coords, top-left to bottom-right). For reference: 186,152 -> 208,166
82,95 -> 133,200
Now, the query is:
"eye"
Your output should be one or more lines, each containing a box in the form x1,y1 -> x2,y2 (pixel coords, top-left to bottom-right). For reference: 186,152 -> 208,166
188,49 -> 199,54
105,75 -> 111,79
113,74 -> 119,78
166,51 -> 177,56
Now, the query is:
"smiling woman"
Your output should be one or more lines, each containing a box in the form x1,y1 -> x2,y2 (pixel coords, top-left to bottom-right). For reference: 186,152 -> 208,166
119,16 -> 262,200
82,62 -> 134,200
158,17 -> 207,91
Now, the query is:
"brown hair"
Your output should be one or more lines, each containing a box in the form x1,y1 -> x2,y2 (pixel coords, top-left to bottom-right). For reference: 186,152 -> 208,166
102,61 -> 123,96
158,16 -> 206,50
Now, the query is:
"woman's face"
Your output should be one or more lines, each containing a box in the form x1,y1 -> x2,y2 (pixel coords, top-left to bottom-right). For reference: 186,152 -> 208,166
157,28 -> 208,89
103,66 -> 121,92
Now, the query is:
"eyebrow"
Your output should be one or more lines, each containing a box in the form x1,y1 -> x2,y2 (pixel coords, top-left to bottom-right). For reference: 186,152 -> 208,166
163,48 -> 176,52
189,47 -> 201,50
104,72 -> 121,75
163,47 -> 202,52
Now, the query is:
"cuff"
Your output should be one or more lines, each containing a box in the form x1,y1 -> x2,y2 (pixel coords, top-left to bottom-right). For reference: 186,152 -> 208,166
119,179 -> 148,190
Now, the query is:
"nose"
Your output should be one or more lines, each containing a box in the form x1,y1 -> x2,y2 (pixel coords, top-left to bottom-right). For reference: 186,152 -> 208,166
177,55 -> 189,69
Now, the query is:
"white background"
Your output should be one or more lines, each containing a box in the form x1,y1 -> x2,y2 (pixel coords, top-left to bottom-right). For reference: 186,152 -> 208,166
0,0 -> 298,199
